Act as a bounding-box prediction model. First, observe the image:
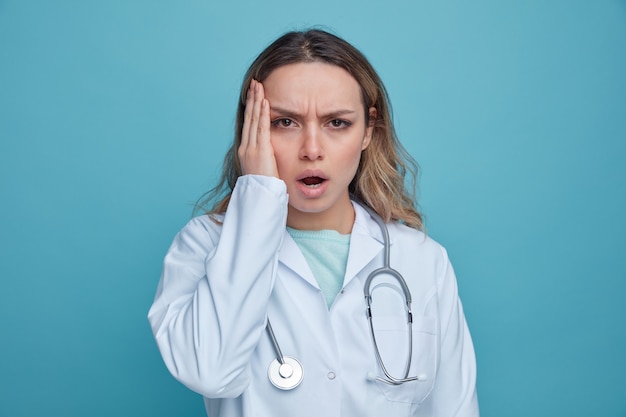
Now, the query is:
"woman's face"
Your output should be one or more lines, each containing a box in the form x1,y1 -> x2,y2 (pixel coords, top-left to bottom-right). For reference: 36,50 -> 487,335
262,62 -> 374,232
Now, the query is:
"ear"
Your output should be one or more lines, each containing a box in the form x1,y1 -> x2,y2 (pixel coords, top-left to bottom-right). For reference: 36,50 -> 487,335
362,107 -> 376,150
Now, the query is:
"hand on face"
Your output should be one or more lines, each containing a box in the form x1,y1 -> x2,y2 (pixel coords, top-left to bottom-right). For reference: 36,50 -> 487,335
238,80 -> 279,178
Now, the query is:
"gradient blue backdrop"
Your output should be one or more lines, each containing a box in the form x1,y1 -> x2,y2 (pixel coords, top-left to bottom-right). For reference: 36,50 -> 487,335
1,1 -> 625,416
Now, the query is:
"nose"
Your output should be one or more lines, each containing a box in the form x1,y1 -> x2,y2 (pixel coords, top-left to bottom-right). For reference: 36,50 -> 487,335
299,126 -> 324,160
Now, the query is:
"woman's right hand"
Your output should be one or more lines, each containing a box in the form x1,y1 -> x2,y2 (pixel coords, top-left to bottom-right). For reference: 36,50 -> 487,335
238,79 -> 279,178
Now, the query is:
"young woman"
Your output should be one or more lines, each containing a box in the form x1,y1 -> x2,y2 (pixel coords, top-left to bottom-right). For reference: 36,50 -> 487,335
148,29 -> 479,417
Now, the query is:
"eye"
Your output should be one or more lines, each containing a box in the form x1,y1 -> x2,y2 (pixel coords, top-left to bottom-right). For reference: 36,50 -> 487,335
271,118 -> 294,128
329,119 -> 352,128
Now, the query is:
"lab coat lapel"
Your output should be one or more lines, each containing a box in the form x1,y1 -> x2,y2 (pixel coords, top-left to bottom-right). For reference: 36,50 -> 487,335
276,202 -> 389,289
278,231 -> 319,289
343,202 -> 387,287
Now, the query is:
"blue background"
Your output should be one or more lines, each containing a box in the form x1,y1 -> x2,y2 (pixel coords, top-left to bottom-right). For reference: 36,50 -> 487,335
1,1 -> 625,416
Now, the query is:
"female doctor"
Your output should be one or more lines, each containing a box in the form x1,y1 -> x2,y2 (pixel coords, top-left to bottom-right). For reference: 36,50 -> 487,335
148,29 -> 479,416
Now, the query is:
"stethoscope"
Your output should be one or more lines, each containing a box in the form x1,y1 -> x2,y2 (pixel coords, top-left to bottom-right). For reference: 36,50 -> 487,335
266,202 -> 420,390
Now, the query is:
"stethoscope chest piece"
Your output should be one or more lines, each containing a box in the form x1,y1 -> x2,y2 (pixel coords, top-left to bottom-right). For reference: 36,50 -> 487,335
268,356 -> 303,390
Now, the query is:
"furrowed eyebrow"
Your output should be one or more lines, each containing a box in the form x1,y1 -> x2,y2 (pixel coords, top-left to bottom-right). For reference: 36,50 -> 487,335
270,107 -> 357,119
269,107 -> 302,119
321,109 -> 357,119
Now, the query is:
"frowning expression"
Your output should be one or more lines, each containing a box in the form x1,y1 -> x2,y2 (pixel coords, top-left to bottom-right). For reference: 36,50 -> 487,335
262,62 -> 374,232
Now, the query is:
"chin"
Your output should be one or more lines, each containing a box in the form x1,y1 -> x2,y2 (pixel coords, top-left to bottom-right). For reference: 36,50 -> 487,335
288,192 -> 346,213
287,199 -> 327,214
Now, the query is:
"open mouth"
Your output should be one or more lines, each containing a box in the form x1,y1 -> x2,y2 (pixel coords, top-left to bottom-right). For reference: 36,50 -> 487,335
300,176 -> 326,187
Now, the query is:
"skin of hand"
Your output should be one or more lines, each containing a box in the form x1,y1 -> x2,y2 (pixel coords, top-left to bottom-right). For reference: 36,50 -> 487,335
238,79 -> 279,178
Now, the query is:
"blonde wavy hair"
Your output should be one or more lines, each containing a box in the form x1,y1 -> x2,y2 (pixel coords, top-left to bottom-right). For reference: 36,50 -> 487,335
197,29 -> 423,230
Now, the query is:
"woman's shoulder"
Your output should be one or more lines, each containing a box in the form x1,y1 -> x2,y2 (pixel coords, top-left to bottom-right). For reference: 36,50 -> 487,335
181,213 -> 222,231
388,221 -> 449,260
170,214 -> 224,248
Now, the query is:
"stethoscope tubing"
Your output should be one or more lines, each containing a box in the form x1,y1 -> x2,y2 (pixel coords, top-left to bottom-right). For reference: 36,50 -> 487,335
266,320 -> 285,365
266,200 -> 419,389
359,202 -> 416,385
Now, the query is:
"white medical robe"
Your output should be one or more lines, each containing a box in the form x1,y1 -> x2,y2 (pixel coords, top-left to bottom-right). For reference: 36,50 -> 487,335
148,175 -> 479,416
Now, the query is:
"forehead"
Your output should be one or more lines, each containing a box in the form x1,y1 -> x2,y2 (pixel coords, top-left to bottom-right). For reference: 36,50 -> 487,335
262,62 -> 363,109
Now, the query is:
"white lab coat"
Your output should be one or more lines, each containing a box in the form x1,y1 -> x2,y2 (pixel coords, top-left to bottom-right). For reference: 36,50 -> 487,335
148,175 -> 479,417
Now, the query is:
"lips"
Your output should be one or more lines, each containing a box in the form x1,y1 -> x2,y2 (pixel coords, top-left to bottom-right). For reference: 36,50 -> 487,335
295,170 -> 329,197
297,170 -> 328,187
301,176 -> 325,186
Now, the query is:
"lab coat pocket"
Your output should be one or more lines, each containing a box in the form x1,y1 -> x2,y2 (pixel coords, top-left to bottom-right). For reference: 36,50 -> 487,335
370,315 -> 437,404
